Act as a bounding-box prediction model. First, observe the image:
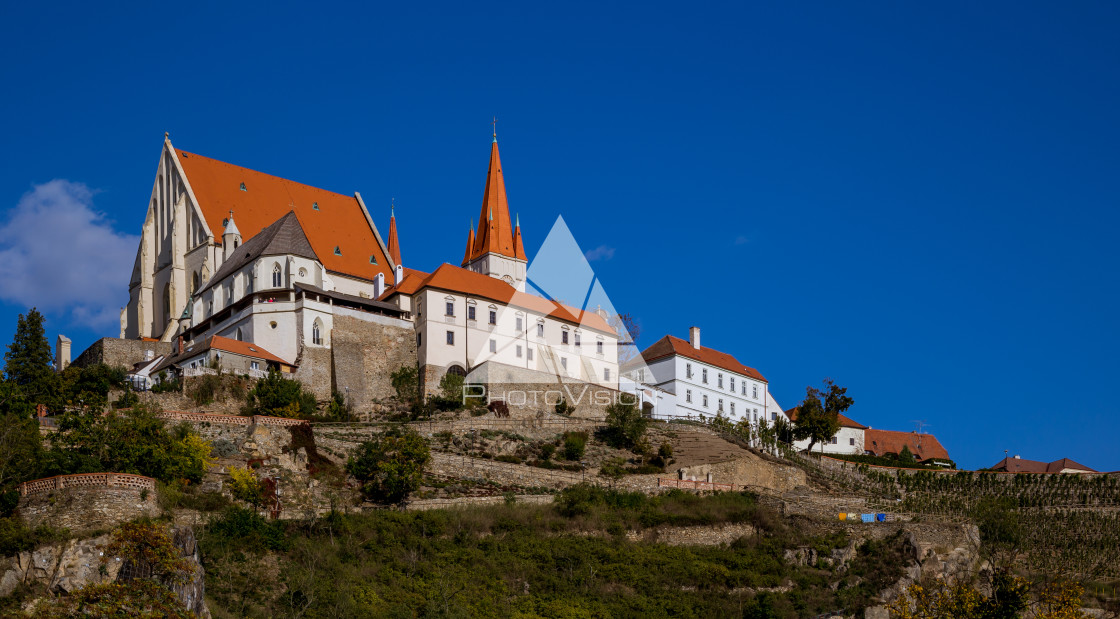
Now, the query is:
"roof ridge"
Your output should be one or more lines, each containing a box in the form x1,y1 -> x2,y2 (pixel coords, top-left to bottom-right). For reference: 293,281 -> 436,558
176,149 -> 353,199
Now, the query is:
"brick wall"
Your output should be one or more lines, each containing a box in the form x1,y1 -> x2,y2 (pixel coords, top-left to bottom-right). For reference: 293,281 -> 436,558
72,338 -> 173,370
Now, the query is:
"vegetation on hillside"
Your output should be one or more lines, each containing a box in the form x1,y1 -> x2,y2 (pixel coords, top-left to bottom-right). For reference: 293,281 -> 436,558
199,488 -> 908,618
346,426 -> 431,504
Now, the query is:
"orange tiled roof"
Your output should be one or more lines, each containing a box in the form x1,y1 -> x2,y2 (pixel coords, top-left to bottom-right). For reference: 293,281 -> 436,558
174,148 -> 393,282
784,407 -> 867,429
383,263 -> 615,334
637,335 -> 767,383
209,335 -> 291,365
464,140 -> 525,264
865,429 -> 951,463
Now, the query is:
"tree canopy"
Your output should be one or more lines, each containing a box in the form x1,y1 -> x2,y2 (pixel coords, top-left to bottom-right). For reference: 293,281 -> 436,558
346,426 -> 430,504
3,308 -> 57,407
792,378 -> 854,454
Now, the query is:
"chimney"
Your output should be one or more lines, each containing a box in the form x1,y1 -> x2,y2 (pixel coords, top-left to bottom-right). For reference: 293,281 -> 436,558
55,335 -> 71,372
1014,455 -> 1020,459
395,264 -> 405,286
373,272 -> 385,299
177,335 -> 184,355
688,326 -> 701,350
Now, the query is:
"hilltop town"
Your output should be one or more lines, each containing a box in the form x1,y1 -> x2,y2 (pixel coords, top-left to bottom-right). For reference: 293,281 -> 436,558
0,135 -> 1117,618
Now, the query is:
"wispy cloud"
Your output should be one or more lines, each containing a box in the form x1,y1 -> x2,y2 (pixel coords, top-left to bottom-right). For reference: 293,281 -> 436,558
584,245 -> 615,261
0,180 -> 138,330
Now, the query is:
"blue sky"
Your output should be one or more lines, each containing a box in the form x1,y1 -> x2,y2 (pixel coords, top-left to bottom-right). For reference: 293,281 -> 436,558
1,2 -> 1118,471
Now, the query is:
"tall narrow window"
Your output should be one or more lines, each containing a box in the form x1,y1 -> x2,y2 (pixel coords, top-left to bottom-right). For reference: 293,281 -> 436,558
729,377 -> 735,392
446,301 -> 454,316
489,310 -> 497,325
516,345 -> 522,358
702,395 -> 708,407
718,398 -> 724,412
730,402 -> 735,415
489,339 -> 496,353
752,385 -> 758,399
516,316 -> 523,331
702,368 -> 708,384
562,330 -> 569,345
560,357 -> 568,370
235,327 -> 243,341
446,331 -> 454,345
603,368 -> 610,381
272,264 -> 282,287
468,306 -> 476,321
686,389 -> 692,403
537,323 -> 544,337
527,348 -> 534,361
597,341 -> 603,354
718,373 -> 723,388
574,333 -> 580,348
312,320 -> 322,345
686,363 -> 692,379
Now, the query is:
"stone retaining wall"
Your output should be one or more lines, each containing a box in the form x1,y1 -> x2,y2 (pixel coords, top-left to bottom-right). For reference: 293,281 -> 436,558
406,495 -> 555,511
18,474 -> 160,532
72,338 -> 173,370
330,313 -> 417,413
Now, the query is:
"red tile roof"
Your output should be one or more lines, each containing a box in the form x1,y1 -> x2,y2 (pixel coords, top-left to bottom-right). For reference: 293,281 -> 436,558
209,335 -> 291,365
989,456 -> 1097,473
784,407 -> 867,429
865,429 -> 951,463
174,148 -> 393,282
464,140 -> 526,264
637,335 -> 767,383
382,263 -> 615,334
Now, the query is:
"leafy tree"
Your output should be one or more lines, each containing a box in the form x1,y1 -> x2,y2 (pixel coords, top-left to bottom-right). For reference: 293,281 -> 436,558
438,372 -> 464,402
885,569 -> 1044,619
792,378 -> 854,454
58,362 -> 128,411
603,400 -> 648,449
104,521 -> 193,584
28,580 -> 194,618
0,381 -> 41,515
346,426 -> 430,504
228,465 -> 267,508
898,445 -> 916,464
243,370 -> 316,418
3,308 -> 58,407
390,365 -> 419,403
562,431 -> 587,461
51,405 -> 213,483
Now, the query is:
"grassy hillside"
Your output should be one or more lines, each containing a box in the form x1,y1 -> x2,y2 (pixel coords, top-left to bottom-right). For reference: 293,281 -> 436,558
199,488 -> 910,618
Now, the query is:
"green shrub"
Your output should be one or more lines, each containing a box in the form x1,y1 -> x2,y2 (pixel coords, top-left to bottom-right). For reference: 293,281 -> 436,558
390,365 -> 419,403
204,506 -> 288,552
346,426 -> 430,504
603,401 -> 648,448
562,431 -> 587,461
243,371 -> 316,418
539,443 -> 556,461
554,396 -> 574,417
438,372 -> 465,402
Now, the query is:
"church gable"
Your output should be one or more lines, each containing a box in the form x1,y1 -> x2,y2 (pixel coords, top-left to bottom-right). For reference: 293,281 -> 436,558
174,148 -> 394,282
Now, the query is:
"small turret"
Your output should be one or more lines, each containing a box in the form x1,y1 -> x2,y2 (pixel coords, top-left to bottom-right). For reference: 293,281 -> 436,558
222,211 -> 241,261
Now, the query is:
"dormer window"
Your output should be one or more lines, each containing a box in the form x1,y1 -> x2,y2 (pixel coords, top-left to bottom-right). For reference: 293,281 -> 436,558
312,202 -> 319,211
239,182 -> 246,191
334,246 -> 342,256
369,255 -> 377,264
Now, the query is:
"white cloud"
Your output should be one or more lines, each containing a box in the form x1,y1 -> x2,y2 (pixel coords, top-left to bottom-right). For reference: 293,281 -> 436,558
0,180 -> 138,330
584,245 -> 615,261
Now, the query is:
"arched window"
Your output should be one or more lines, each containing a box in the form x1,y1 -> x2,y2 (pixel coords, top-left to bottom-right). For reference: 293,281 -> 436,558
162,283 -> 171,328
446,364 -> 466,377
235,327 -> 243,341
272,264 -> 282,288
312,319 -> 323,345
190,272 -> 199,296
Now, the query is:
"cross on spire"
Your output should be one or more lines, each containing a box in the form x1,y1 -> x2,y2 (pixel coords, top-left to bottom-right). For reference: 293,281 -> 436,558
492,116 -> 497,143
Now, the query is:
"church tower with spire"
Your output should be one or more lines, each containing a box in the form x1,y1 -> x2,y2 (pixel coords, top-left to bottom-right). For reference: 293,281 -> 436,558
461,131 -> 528,291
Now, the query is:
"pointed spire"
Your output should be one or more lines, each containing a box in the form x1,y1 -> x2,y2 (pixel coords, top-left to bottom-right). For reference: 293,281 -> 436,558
468,137 -> 520,263
387,203 -> 402,267
462,219 -> 476,266
224,210 -> 240,236
513,212 -> 526,261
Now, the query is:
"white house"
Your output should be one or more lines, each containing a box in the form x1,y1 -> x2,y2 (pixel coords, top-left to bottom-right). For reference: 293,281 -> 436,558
152,335 -> 296,380
622,327 -> 778,430
784,407 -> 868,455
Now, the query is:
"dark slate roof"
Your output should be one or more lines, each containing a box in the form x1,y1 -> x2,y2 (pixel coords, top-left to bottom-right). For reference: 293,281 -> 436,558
199,211 -> 318,294
295,283 -> 405,316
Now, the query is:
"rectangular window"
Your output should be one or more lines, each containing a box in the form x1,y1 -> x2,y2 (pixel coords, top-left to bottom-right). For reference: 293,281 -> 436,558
574,333 -> 580,348
489,310 -> 497,325
686,389 -> 692,403
752,385 -> 758,399
446,331 -> 454,345
561,357 -> 568,370
537,323 -> 544,337
445,301 -> 454,316
849,438 -> 855,446
771,412 -> 777,421
489,339 -> 496,353
718,373 -> 723,388
741,383 -> 747,396
516,316 -> 523,331
729,377 -> 735,392
730,402 -> 735,415
527,348 -> 534,361
702,395 -> 709,407
830,437 -> 838,445
250,361 -> 259,371
718,398 -> 724,412
603,368 -> 610,381
686,363 -> 692,379
516,345 -> 522,358
596,341 -> 603,354
468,306 -> 476,321
562,330 -> 569,345
702,368 -> 708,384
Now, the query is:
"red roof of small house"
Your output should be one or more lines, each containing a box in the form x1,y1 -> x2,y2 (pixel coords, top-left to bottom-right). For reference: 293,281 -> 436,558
208,336 -> 291,366
381,263 -> 615,334
637,335 -> 767,383
989,456 -> 1097,473
864,429 -> 951,462
174,148 -> 394,282
784,407 -> 867,429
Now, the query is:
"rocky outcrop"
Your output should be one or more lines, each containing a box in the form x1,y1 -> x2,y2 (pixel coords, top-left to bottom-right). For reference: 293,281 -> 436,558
0,526 -> 209,618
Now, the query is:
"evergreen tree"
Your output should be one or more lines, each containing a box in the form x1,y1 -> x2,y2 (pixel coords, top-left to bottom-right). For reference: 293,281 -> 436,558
3,309 -> 57,407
